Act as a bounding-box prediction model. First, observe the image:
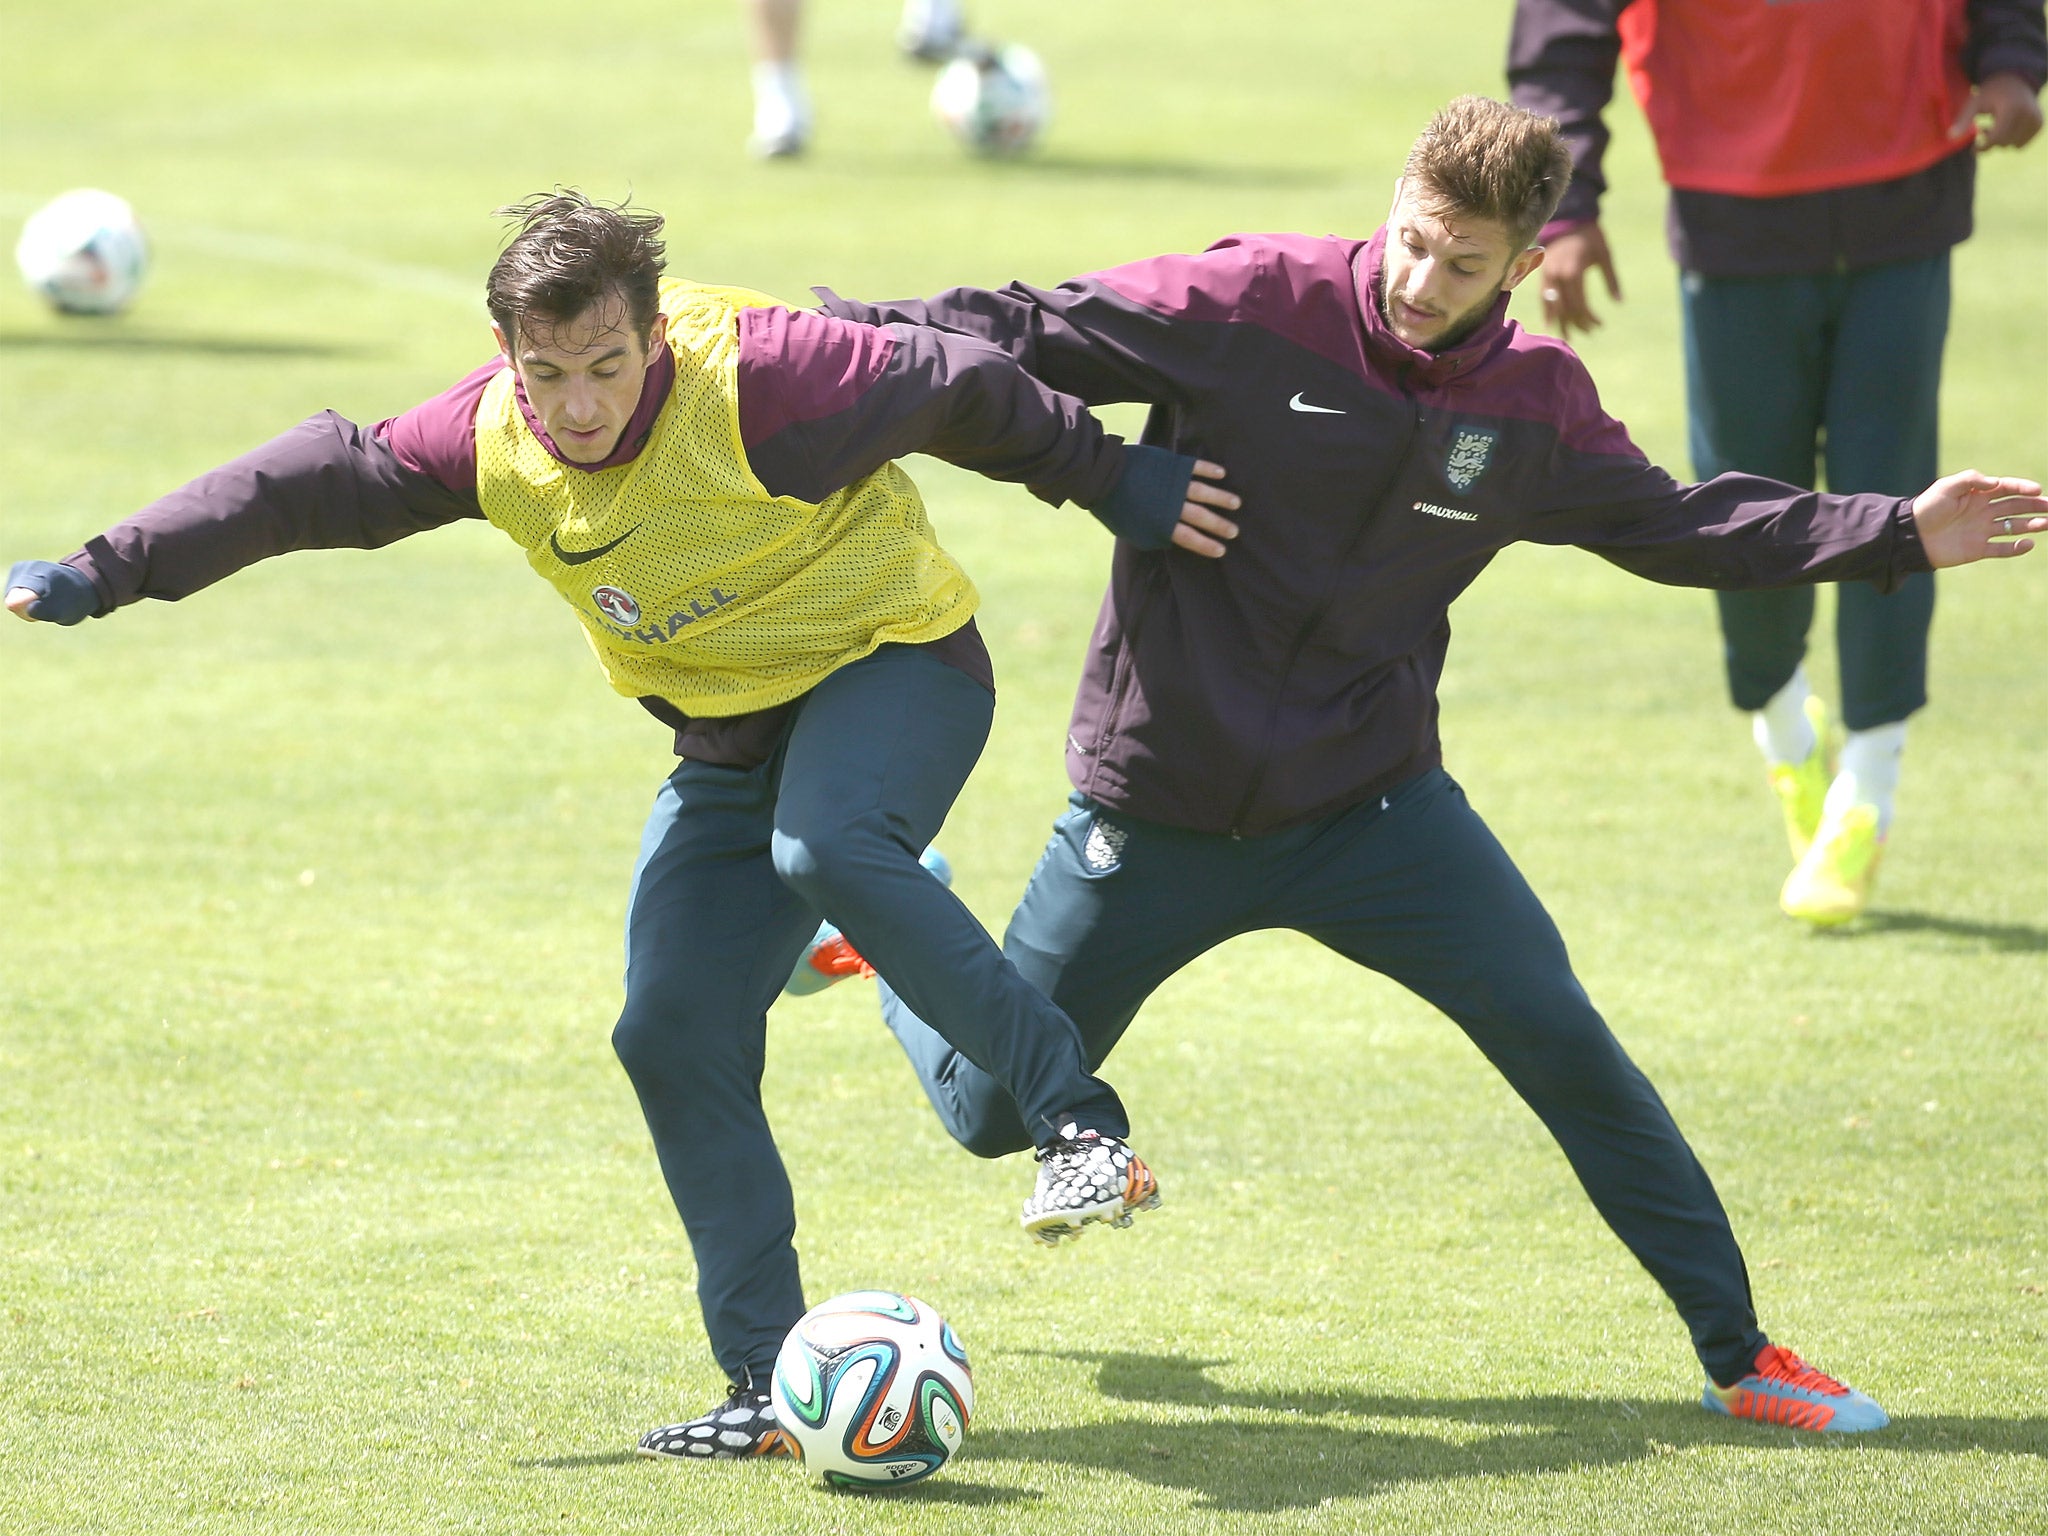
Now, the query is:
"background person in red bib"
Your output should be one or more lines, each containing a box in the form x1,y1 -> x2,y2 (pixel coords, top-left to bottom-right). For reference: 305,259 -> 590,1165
4,191 -> 1239,1461
1509,0 -> 2046,924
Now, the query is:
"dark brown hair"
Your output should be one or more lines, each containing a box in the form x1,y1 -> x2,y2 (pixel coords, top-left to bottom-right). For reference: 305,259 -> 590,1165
1402,96 -> 1573,250
486,189 -> 666,344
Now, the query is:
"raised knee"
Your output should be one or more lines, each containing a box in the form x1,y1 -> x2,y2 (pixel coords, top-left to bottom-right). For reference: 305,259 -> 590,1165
768,827 -> 822,892
770,819 -> 886,904
610,1005 -> 666,1082
612,978 -> 716,1085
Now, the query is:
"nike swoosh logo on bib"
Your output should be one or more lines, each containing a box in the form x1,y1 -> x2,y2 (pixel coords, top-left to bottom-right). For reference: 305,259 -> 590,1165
1288,392 -> 1346,415
550,525 -> 642,565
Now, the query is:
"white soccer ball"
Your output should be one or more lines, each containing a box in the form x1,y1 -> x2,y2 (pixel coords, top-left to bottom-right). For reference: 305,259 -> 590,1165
771,1290 -> 974,1489
14,189 -> 150,316
930,44 -> 1050,157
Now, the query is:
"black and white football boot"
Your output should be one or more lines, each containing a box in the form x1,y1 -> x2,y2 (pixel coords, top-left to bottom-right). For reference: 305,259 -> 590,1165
636,1384 -> 791,1461
1020,1122 -> 1162,1247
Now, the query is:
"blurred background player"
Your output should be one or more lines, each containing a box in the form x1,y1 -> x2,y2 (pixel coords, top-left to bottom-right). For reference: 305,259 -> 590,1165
745,0 -> 969,156
1509,0 -> 2046,925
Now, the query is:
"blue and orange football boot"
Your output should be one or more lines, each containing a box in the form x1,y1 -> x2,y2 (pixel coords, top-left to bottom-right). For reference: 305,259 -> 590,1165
782,847 -> 952,996
1702,1344 -> 1889,1432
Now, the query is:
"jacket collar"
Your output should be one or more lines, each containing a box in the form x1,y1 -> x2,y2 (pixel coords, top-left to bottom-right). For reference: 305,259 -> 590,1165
511,342 -> 676,473
1352,225 -> 1515,389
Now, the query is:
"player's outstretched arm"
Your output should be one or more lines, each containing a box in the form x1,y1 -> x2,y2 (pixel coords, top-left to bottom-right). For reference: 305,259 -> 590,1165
3,411 -> 481,628
1910,471 -> 2048,565
736,306 -> 1240,555
815,243 -> 1272,410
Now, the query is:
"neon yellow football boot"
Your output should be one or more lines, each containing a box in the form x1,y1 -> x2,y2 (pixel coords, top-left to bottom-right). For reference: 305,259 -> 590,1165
1766,695 -> 1832,861
1780,802 -> 1884,926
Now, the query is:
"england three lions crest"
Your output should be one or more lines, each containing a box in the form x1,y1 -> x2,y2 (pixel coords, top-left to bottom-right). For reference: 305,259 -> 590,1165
1445,426 -> 1498,493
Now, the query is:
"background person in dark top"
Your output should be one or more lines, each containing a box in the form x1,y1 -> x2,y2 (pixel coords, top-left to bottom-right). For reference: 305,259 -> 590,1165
1509,0 -> 2046,924
817,96 -> 2047,1432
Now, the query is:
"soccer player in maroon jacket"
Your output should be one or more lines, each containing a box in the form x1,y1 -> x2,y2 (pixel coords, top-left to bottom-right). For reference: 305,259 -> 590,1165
1510,0 -> 2045,923
815,97 -> 2047,1432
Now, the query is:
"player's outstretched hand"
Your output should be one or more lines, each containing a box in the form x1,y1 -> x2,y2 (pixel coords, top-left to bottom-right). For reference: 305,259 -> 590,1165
1174,460 -> 1241,558
1538,222 -> 1622,342
1910,472 -> 2048,567
1952,72 -> 2044,152
6,560 -> 98,625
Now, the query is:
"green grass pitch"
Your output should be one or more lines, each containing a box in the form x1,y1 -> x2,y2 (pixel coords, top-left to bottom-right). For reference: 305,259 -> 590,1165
1,1 -> 2043,1530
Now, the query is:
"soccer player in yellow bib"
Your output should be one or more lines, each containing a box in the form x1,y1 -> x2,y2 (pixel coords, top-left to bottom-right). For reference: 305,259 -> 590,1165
4,191 -> 1242,1459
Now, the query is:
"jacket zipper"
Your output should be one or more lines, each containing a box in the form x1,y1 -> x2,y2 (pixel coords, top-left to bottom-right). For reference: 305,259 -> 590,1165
1084,556 -> 1168,792
1226,398 -> 1429,836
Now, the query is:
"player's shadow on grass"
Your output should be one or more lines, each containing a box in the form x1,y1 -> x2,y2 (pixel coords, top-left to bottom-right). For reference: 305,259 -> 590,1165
0,330 -> 357,359
518,1450 -> 1036,1505
970,1350 -> 2046,1513
1823,908 -> 2048,953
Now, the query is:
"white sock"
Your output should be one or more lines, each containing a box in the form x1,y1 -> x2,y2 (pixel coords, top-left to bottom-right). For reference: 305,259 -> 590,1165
750,62 -> 809,140
1751,666 -> 1817,766
1824,721 -> 1906,833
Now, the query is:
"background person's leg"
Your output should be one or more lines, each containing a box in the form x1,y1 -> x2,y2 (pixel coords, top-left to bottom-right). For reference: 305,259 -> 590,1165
742,0 -> 810,157
1683,269 -> 1830,719
1823,253 -> 1948,798
612,759 -> 821,1390
1291,771 -> 1767,1386
770,647 -> 1125,1146
1772,254 -> 1951,923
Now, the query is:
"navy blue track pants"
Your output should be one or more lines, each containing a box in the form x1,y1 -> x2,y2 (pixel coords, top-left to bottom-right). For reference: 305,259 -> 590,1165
1682,253 -> 1948,729
611,645 -> 1125,1386
881,770 -> 1769,1386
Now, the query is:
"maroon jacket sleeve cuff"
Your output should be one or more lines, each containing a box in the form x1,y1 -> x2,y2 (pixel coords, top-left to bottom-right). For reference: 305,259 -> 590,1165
1887,496 -> 1934,581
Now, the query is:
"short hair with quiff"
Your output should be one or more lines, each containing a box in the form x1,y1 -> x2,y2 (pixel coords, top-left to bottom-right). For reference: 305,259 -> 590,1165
486,189 -> 667,345
1402,95 -> 1573,251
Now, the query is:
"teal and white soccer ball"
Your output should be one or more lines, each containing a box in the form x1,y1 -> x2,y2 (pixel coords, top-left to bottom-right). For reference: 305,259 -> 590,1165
14,189 -> 150,316
772,1290 -> 973,1489
930,44 -> 1050,157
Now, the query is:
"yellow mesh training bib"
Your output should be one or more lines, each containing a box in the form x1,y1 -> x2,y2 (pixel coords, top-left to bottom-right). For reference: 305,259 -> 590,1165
475,279 -> 978,717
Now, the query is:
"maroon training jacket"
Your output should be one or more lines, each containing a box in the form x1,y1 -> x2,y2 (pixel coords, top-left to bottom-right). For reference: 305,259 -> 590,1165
821,227 -> 1931,837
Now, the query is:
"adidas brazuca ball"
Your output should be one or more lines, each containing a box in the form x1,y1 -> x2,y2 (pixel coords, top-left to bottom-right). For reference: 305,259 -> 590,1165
15,189 -> 150,316
930,44 -> 1050,157
771,1291 -> 973,1489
